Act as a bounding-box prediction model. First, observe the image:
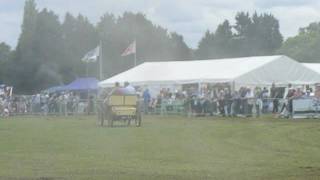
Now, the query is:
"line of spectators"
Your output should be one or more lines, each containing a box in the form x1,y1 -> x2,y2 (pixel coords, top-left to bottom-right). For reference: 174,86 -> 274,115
140,84 -> 316,118
0,92 -> 96,117
1,82 -> 317,118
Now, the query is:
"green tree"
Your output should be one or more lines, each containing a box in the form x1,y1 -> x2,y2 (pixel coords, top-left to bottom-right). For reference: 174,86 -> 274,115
234,12 -> 282,56
169,32 -> 192,60
8,3 -> 191,93
12,1 -> 68,93
62,13 -> 99,80
10,0 -> 38,93
97,12 -> 192,78
195,30 -> 215,59
0,42 -> 12,84
0,42 -> 11,62
196,12 -> 283,59
32,8 -> 66,90
211,20 -> 234,58
97,13 -> 122,78
250,13 -> 283,55
279,22 -> 320,62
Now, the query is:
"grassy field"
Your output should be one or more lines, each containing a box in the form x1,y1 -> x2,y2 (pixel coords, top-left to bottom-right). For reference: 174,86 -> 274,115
0,115 -> 320,179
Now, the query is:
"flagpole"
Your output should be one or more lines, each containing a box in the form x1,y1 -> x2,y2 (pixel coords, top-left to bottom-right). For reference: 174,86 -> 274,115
134,39 -> 137,67
99,40 -> 103,80
134,50 -> 137,67
86,62 -> 89,114
86,63 -> 89,77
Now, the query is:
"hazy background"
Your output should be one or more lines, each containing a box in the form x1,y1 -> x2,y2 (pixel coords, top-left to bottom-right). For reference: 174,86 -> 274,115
1,0 -> 320,48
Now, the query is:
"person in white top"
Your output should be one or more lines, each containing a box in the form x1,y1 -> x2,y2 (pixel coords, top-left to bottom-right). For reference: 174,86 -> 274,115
124,82 -> 136,94
245,88 -> 255,117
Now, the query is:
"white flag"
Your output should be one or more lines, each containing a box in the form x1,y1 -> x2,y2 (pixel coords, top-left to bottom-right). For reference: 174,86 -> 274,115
82,46 -> 100,63
121,41 -> 136,56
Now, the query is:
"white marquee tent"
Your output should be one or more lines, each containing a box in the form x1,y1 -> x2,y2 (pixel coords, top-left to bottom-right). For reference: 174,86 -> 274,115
99,55 -> 320,89
303,63 -> 320,74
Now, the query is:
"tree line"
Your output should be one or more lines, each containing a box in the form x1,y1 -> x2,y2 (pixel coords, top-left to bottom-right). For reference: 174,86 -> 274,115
0,0 -> 319,94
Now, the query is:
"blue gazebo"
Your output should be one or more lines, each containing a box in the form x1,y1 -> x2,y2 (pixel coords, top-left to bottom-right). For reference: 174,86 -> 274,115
46,78 -> 99,93
63,78 -> 99,91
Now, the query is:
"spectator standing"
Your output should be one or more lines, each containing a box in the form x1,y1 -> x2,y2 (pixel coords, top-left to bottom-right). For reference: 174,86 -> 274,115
73,94 -> 80,114
261,87 -> 269,113
67,93 -> 74,115
287,87 -> 296,118
218,89 -> 225,116
143,89 -> 151,114
271,83 -> 279,114
294,87 -> 304,98
280,84 -> 291,116
231,91 -> 240,116
124,82 -> 136,94
246,88 -> 254,117
224,88 -> 232,117
0,97 -> 3,116
254,87 -> 263,117
58,94 -> 64,115
62,93 -> 68,116
190,95 -> 197,116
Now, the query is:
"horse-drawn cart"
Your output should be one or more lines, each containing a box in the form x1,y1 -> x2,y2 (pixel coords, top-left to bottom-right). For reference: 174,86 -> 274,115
99,93 -> 142,127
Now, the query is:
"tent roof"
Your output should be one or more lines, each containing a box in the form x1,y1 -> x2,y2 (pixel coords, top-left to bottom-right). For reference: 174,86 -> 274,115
46,85 -> 65,93
64,77 -> 99,91
302,63 -> 320,73
99,55 -> 320,88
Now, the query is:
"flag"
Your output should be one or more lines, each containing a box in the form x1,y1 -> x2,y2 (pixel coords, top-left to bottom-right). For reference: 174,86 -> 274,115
82,46 -> 100,63
121,41 -> 136,56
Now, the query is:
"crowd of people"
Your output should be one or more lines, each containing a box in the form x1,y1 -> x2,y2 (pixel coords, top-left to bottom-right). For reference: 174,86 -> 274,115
0,91 -> 96,117
1,81 -> 318,118
141,83 -> 317,118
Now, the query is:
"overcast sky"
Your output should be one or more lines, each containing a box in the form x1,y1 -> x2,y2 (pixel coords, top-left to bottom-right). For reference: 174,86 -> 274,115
1,0 -> 320,49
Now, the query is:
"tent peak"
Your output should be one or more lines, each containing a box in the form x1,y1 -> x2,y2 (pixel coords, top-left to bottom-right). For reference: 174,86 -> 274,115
140,55 -> 285,65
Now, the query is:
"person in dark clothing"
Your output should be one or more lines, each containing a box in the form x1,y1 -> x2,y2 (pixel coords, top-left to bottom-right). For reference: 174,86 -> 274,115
231,91 -> 240,117
190,95 -> 197,115
224,89 -> 232,117
218,90 -> 225,116
280,84 -> 292,114
202,98 -> 211,115
271,83 -> 279,114
287,88 -> 296,117
143,89 -> 151,114
239,87 -> 248,115
254,87 -> 263,117
195,98 -> 203,115
261,87 -> 269,113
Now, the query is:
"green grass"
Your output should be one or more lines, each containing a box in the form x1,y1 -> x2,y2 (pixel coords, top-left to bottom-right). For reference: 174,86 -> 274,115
1,115 -> 320,179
